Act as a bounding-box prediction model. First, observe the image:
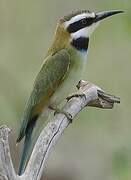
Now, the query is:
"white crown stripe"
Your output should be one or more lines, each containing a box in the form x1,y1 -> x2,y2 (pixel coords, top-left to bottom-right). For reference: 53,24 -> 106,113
65,12 -> 95,28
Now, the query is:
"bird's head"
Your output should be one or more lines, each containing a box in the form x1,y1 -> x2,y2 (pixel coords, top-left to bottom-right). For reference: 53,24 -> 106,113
47,10 -> 123,54
63,10 -> 123,40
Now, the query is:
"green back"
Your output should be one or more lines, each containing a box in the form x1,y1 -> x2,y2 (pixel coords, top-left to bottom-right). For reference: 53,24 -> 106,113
17,49 -> 70,142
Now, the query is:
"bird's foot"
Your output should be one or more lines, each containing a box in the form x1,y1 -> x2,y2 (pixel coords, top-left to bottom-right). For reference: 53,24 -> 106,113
49,105 -> 73,123
54,109 -> 73,123
66,93 -> 86,102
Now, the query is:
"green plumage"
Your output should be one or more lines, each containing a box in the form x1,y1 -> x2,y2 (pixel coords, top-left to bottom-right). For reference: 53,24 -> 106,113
17,49 -> 70,174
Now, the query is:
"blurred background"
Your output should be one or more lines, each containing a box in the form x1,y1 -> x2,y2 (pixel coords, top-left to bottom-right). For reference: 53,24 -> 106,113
0,0 -> 131,179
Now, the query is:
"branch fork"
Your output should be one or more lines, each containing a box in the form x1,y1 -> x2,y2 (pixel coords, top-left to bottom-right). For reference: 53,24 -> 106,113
0,80 -> 120,180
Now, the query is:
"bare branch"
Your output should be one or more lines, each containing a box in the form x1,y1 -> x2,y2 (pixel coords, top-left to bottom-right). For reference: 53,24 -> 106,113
0,81 -> 120,180
0,126 -> 17,180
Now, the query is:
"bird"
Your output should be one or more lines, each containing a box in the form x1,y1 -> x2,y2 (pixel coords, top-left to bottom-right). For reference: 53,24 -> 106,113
16,9 -> 123,175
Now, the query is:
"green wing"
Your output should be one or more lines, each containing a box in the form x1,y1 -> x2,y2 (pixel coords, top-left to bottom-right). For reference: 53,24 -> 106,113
17,49 -> 70,142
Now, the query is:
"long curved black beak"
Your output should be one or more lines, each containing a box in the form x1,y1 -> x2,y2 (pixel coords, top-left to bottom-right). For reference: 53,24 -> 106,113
94,10 -> 124,23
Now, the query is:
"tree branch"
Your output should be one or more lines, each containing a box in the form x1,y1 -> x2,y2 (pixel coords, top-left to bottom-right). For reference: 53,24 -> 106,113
0,80 -> 120,180
0,126 -> 17,180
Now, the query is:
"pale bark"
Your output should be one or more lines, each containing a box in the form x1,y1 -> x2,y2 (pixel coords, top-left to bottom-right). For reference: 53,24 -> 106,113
0,80 -> 120,180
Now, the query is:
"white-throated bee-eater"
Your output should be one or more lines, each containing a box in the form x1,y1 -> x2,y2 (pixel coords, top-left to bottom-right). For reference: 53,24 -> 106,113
17,9 -> 123,175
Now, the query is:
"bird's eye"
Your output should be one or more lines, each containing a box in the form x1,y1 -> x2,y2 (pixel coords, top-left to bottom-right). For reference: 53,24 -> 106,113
81,19 -> 87,25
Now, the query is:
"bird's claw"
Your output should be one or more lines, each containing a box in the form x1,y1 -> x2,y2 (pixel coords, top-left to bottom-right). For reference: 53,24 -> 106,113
65,112 -> 73,123
54,109 -> 73,123
66,93 -> 86,102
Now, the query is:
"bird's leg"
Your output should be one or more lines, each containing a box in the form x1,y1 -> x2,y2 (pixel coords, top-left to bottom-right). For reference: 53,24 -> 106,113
66,81 -> 87,101
48,104 -> 73,123
66,93 -> 86,102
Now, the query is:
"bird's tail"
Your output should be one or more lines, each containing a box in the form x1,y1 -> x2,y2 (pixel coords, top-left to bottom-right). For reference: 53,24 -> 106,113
18,118 -> 36,175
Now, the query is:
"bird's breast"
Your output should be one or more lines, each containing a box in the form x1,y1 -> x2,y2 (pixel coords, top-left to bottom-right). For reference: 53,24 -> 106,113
50,48 -> 88,105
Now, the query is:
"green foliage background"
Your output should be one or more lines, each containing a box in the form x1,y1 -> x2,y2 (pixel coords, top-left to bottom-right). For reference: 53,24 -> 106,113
0,0 -> 131,179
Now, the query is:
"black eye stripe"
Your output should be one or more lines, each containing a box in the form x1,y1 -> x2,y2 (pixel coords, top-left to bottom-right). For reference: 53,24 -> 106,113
67,17 -> 94,33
